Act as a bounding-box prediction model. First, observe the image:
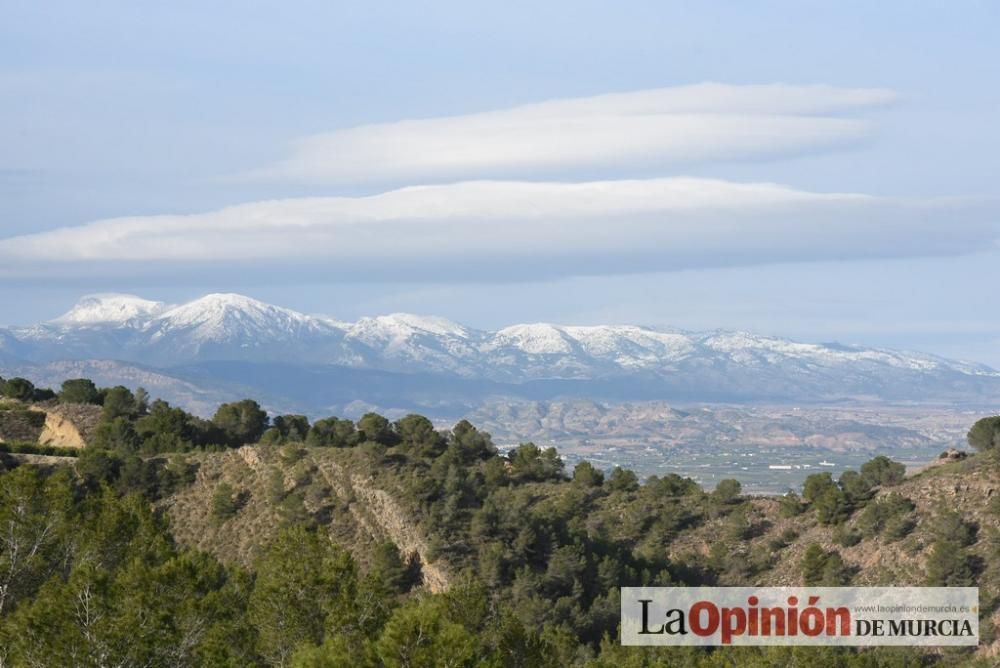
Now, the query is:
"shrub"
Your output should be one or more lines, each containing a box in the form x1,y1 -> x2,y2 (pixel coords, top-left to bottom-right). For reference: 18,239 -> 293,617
833,525 -> 862,547
801,544 -> 852,585
857,493 -> 915,540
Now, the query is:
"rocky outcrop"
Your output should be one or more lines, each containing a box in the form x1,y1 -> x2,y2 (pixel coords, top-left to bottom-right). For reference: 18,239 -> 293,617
34,408 -> 87,448
348,473 -> 450,593
0,403 -> 100,448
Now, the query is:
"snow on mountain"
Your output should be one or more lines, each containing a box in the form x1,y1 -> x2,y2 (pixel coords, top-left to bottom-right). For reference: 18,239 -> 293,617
51,294 -> 168,326
489,323 -> 577,355
3,293 -> 998,404
147,293 -> 329,343
563,325 -> 696,367
347,313 -> 471,344
343,314 -> 479,375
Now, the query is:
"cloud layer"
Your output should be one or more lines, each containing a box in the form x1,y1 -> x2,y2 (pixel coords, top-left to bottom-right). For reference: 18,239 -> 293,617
250,83 -> 897,185
3,178 -> 996,283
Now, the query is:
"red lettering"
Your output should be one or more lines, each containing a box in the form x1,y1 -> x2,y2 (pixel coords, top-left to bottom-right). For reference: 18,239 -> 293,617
721,607 -> 748,644
689,601 -> 720,637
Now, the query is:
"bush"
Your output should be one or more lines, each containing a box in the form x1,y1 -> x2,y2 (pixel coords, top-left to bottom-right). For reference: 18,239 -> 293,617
0,442 -> 80,457
929,509 -> 977,547
778,492 -> 804,517
832,525 -> 862,547
857,493 -> 915,540
925,540 -> 975,586
801,544 -> 852,585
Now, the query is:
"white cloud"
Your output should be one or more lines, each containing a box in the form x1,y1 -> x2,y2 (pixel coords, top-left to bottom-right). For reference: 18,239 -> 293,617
2,178 -> 995,283
247,83 -> 897,185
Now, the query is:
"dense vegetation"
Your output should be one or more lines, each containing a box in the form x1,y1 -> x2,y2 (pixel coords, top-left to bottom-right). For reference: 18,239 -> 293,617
1,375 -> 999,666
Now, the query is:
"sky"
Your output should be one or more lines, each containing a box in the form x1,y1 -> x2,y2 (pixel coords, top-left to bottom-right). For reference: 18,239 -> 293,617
2,1 -> 1000,365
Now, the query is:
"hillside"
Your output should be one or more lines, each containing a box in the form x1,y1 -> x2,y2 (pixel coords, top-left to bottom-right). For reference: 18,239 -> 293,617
3,375 -> 1000,665
155,440 -> 1000,660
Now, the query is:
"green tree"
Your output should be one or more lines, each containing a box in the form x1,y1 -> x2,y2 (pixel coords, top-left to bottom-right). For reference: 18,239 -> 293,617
357,413 -> 395,445
272,415 -> 311,443
607,467 -> 640,493
860,455 -> 906,487
212,399 -> 269,446
507,443 -> 565,482
837,470 -> 873,507
370,542 -> 410,593
135,399 -> 198,452
394,414 -> 444,458
307,417 -> 359,448
968,416 -> 1000,451
375,596 -> 478,668
101,385 -> 138,420
133,387 -> 149,414
91,416 -> 141,453
3,377 -> 35,401
857,493 -> 915,540
801,544 -> 851,585
926,540 -> 974,586
572,461 -> 604,488
31,387 -> 57,402
802,472 -> 837,503
249,526 -> 359,666
448,420 -> 496,462
0,467 -> 75,616
712,478 -> 742,505
58,378 -> 100,404
813,486 -> 851,525
929,509 -> 977,547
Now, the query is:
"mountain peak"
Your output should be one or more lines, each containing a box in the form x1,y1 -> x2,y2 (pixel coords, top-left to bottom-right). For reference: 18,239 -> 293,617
52,294 -> 168,325
150,293 -> 324,343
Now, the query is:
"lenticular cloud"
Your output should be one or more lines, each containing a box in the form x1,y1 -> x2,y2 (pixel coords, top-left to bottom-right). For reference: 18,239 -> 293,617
1,177 -> 995,283
249,83 -> 897,185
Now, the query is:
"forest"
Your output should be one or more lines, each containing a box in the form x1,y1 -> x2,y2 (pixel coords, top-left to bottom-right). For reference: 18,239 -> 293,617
1,374 -> 999,667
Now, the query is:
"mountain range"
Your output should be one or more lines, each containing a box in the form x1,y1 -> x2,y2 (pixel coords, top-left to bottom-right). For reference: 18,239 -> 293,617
1,293 -> 998,419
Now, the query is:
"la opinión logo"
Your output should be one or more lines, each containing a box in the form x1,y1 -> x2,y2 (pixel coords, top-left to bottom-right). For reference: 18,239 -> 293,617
621,587 -> 979,647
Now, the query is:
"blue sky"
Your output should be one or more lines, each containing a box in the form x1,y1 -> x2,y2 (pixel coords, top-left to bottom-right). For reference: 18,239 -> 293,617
2,1 -> 1000,364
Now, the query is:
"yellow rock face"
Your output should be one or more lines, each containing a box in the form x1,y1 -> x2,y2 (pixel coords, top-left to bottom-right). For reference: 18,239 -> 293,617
32,408 -> 88,449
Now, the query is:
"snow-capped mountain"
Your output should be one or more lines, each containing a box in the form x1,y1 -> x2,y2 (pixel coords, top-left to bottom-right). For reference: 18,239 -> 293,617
2,292 -> 998,405
52,294 -> 168,326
